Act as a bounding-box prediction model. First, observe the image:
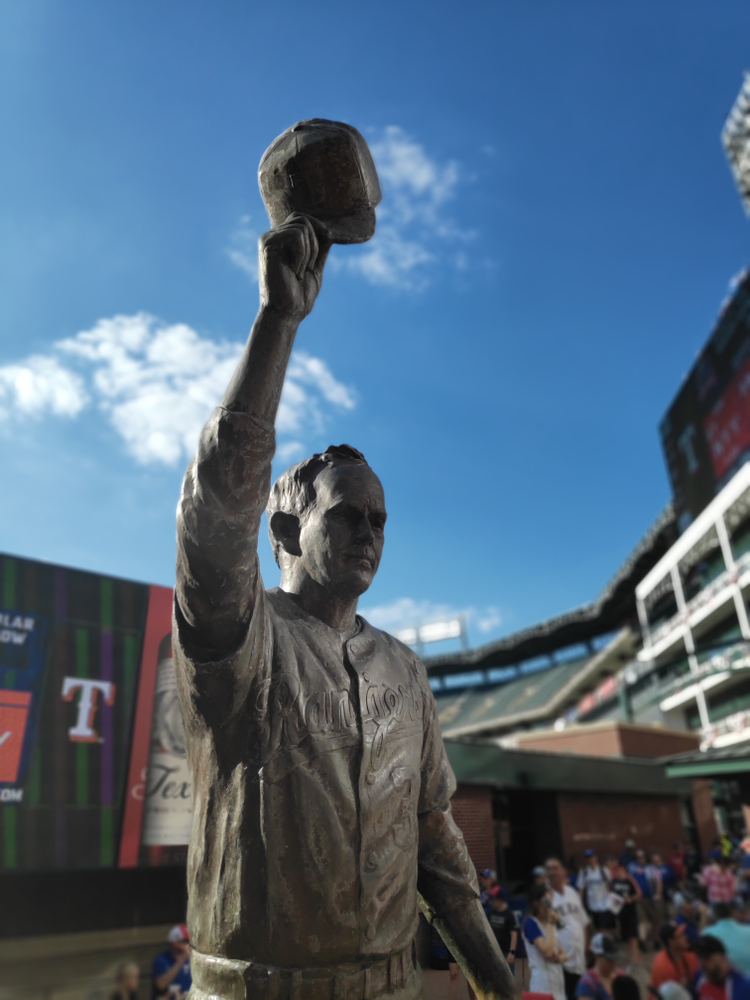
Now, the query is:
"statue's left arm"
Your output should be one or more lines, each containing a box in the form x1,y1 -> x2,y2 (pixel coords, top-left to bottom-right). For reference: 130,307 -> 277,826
417,669 -> 517,1000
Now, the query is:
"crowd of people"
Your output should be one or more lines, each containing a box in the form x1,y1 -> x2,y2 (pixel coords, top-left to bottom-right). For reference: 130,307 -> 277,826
450,837 -> 750,1000
109,924 -> 192,1000
116,838 -> 750,1000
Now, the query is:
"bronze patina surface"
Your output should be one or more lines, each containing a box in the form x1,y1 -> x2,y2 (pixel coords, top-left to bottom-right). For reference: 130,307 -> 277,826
174,120 -> 516,1000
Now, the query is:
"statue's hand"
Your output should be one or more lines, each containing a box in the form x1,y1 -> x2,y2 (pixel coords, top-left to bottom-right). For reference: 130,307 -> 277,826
259,213 -> 331,321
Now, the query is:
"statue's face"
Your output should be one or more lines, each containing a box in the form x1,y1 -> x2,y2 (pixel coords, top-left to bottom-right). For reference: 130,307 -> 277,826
298,464 -> 386,599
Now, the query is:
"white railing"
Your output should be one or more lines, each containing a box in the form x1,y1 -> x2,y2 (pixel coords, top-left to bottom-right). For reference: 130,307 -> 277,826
646,551 -> 750,648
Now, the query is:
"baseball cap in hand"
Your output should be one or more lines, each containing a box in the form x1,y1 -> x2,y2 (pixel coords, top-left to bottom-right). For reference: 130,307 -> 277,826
590,933 -> 618,959
168,924 -> 190,943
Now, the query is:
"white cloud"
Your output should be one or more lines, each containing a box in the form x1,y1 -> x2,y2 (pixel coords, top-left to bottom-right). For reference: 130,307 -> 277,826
0,313 -> 356,467
360,596 -> 502,647
337,125 -> 475,291
226,214 -> 259,281
0,355 -> 88,420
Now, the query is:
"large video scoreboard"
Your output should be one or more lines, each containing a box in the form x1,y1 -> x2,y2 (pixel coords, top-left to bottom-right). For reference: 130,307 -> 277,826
0,551 -> 184,871
661,269 -> 750,531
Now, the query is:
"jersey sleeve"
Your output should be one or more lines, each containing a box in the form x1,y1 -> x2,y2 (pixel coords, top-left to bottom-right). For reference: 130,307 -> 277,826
415,657 -> 479,912
574,975 -> 596,999
152,952 -> 172,979
523,917 -> 542,943
175,406 -> 275,663
173,407 -> 275,730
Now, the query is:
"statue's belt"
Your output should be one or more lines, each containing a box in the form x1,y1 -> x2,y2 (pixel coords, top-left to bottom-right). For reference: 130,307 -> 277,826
190,942 -> 419,1000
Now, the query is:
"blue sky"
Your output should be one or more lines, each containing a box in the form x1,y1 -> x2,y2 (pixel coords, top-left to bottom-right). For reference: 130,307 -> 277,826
1,1 -> 749,651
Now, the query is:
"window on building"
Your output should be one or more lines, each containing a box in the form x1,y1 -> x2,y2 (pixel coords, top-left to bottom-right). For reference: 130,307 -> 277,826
645,575 -> 678,630
725,487 -> 750,562
685,673 -> 750,729
678,525 -> 726,604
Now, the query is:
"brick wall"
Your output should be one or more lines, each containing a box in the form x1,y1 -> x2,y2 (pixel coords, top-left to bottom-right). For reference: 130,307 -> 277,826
618,728 -> 699,757
451,784 -> 497,873
557,792 -> 685,861
516,723 -> 700,759
518,728 -> 622,757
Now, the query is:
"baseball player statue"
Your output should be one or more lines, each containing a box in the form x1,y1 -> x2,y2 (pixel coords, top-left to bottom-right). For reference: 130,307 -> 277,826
174,119 -> 516,1000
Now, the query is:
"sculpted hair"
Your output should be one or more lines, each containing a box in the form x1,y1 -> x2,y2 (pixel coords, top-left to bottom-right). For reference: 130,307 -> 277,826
267,444 -> 369,565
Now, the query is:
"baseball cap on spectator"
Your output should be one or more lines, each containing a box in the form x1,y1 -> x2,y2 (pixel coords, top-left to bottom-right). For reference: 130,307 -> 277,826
532,866 -> 546,877
673,892 -> 694,909
168,924 -> 190,943
708,848 -> 723,861
659,921 -> 685,948
481,869 -> 497,880
584,848 -> 596,857
590,933 -> 618,959
625,839 -> 636,848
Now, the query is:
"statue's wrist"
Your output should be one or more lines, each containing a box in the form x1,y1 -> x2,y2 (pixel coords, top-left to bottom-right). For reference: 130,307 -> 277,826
258,301 -> 303,325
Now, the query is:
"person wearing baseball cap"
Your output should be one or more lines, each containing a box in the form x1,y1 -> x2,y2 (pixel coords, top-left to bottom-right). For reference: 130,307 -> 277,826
479,868 -> 502,913
575,934 -> 621,1000
650,921 -> 698,992
152,924 -> 191,999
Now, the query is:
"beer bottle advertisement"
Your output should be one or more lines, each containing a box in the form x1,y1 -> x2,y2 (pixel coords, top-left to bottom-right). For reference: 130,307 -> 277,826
141,633 -> 193,846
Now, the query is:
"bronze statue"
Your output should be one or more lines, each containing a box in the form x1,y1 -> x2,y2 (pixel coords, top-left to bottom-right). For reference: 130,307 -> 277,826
174,119 -> 516,1000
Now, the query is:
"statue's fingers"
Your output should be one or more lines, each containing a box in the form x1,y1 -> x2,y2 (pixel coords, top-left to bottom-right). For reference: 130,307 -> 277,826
284,213 -> 331,278
264,223 -> 309,279
282,213 -> 319,278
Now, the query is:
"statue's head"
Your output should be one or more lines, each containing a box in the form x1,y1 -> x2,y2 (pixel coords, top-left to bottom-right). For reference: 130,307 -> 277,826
259,119 -> 381,244
267,445 -> 386,600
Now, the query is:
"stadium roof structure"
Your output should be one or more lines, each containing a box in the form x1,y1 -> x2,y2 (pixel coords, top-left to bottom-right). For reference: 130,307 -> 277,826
424,502 -> 677,679
663,737 -> 750,779
722,72 -> 750,216
444,739 -> 693,797
435,628 -> 637,739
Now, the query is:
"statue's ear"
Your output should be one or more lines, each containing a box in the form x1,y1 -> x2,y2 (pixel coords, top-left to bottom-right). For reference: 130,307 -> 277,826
270,511 -> 302,557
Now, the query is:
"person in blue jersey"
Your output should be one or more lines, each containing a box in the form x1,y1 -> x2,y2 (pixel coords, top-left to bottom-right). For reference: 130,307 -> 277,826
575,934 -> 623,1000
673,891 -> 707,946
628,848 -> 658,950
522,885 -> 566,1000
152,925 -> 191,1000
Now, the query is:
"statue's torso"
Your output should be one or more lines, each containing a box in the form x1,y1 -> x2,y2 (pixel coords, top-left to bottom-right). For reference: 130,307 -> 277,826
174,586 -> 428,969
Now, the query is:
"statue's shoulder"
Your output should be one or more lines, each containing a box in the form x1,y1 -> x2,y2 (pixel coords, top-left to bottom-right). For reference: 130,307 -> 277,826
358,617 -> 430,681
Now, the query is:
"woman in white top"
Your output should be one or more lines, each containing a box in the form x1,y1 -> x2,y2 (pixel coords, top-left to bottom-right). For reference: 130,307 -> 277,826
522,885 -> 567,1000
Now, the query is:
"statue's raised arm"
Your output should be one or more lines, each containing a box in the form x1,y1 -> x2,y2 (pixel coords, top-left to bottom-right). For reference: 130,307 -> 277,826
175,120 -> 379,662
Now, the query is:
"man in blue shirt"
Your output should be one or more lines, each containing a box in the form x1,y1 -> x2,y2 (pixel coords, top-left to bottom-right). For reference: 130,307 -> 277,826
628,849 -> 658,950
619,840 -> 637,870
673,892 -> 704,946
152,924 -> 192,1000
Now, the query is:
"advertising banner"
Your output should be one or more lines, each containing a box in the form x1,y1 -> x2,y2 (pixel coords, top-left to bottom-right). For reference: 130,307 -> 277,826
119,584 -> 192,867
0,552 -> 150,870
661,270 -> 750,530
